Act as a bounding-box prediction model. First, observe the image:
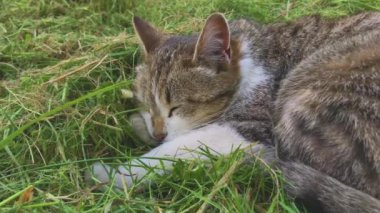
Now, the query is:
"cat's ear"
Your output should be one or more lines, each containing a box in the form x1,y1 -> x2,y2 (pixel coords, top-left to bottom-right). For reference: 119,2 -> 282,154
193,13 -> 231,64
133,16 -> 163,54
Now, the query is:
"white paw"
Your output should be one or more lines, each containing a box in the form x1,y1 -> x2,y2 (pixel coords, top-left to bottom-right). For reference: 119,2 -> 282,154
87,161 -> 148,189
89,162 -> 116,184
86,162 -> 133,189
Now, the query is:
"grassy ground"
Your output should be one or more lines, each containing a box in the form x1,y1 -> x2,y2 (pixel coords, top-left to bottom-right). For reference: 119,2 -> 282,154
1,0 -> 379,212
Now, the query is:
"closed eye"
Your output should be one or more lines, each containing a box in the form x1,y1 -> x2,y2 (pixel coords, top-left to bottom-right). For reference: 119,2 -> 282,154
168,106 -> 180,117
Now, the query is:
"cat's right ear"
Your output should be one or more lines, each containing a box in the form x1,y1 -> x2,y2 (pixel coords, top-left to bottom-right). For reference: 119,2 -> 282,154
193,13 -> 231,65
133,16 -> 163,55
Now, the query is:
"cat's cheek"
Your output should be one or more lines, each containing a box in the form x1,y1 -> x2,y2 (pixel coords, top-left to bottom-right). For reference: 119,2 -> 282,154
140,111 -> 155,138
130,113 -> 160,145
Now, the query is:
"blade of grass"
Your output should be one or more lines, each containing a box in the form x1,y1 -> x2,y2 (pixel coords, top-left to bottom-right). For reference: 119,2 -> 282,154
0,80 -> 131,150
0,185 -> 34,207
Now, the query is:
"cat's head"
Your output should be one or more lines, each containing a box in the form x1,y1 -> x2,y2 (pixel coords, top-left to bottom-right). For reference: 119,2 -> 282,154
132,13 -> 242,141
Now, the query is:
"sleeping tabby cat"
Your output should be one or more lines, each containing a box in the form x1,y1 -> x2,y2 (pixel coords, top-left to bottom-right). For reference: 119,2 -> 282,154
89,12 -> 380,212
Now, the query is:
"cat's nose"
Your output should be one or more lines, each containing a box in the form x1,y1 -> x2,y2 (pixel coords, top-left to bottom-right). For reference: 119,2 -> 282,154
153,132 -> 167,142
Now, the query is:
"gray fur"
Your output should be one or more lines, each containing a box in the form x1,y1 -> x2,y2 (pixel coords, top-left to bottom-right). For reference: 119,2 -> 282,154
236,12 -> 380,212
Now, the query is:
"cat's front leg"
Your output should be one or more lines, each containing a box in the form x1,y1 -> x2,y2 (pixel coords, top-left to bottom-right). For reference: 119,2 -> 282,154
90,123 -> 253,188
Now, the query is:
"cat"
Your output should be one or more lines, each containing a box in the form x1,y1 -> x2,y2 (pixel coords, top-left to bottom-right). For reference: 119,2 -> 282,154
89,12 -> 380,212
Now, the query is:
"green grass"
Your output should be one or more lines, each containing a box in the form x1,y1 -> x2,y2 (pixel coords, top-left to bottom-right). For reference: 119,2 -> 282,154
0,0 -> 379,212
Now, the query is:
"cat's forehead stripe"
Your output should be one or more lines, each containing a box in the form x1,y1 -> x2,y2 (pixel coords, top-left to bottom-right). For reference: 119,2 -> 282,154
154,91 -> 167,116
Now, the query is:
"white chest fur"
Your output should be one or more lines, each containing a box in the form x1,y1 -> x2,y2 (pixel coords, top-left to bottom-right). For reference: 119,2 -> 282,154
238,40 -> 270,95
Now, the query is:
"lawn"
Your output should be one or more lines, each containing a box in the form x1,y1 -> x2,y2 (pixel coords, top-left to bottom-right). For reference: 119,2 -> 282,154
1,0 -> 379,212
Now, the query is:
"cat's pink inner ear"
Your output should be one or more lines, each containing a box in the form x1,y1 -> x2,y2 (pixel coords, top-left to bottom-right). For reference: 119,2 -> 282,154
133,16 -> 163,54
193,13 -> 231,63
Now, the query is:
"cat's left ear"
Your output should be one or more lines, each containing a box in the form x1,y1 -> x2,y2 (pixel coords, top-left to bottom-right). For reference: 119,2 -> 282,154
193,13 -> 231,64
133,16 -> 163,55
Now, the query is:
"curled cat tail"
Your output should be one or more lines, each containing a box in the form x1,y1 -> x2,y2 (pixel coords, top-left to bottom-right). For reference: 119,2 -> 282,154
249,146 -> 380,213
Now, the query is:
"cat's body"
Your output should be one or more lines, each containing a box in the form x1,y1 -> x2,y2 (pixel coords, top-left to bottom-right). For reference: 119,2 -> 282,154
229,13 -> 380,200
90,12 -> 380,212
